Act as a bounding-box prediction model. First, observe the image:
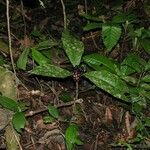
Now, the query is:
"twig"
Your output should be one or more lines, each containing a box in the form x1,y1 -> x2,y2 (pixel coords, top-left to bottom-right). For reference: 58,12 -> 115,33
6,0 -> 17,81
25,98 -> 83,117
60,0 -> 67,30
75,81 -> 79,100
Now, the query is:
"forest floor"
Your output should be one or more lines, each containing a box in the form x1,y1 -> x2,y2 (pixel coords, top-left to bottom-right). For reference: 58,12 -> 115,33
0,0 -> 149,150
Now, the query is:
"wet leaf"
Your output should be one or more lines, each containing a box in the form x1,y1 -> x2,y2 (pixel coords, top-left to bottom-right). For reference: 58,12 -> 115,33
84,70 -> 129,101
83,53 -> 119,73
62,30 -> 84,67
30,64 -> 71,78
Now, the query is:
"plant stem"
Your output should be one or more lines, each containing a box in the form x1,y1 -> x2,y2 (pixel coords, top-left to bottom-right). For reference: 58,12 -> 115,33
6,0 -> 17,82
75,81 -> 79,100
60,0 -> 67,30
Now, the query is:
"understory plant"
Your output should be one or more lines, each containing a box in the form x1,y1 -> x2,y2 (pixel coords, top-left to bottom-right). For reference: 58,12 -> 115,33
0,1 -> 149,150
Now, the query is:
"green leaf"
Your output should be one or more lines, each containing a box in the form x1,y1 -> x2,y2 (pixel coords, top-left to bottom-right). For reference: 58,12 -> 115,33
84,70 -> 129,100
12,112 -> 26,133
132,102 -> 144,114
112,12 -> 137,23
144,118 -> 150,127
83,23 -> 102,31
80,14 -> 102,22
123,76 -> 137,85
140,83 -> 150,90
30,64 -> 71,78
102,24 -> 121,51
141,75 -> 150,83
65,124 -> 83,150
140,39 -> 150,54
0,55 -> 6,65
142,29 -> 150,38
17,48 -> 30,70
134,27 -> 144,37
34,39 -> 58,50
62,30 -> 84,67
48,104 -> 59,119
132,95 -> 146,114
32,48 -> 51,65
141,90 -> 150,100
145,60 -> 150,71
43,116 -> 55,123
121,53 -> 146,75
0,95 -> 19,112
83,53 -> 119,73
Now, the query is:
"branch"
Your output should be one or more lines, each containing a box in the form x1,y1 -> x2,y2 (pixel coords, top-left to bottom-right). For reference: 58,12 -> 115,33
26,98 -> 83,117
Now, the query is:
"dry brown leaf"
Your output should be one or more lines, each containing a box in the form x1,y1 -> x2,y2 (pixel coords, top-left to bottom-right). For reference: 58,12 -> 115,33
19,35 -> 34,48
104,107 -> 113,123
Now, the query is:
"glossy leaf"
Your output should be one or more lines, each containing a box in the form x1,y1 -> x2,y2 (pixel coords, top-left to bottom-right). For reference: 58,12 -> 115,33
17,48 -> 30,70
84,70 -> 129,100
0,95 -> 19,112
12,112 -> 26,133
83,53 -> 119,73
32,48 -> 50,65
48,104 -> 59,119
30,64 -> 71,78
65,124 -> 83,150
62,30 -> 84,67
121,53 -> 146,75
102,24 -> 121,51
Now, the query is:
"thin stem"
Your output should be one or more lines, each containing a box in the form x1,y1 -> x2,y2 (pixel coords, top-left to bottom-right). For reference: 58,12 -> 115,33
6,0 -> 17,80
84,0 -> 88,14
60,0 -> 67,30
75,81 -> 79,100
